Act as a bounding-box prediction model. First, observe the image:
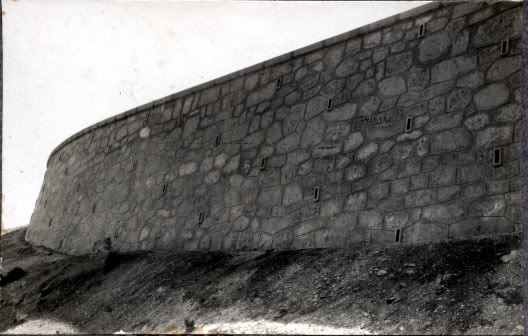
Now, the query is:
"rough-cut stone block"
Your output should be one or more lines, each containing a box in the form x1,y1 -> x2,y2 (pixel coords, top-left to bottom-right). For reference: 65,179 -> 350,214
475,126 -> 513,149
404,189 -> 436,208
346,228 -> 370,245
398,158 -> 421,178
282,183 -> 303,206
425,111 -> 463,133
473,83 -> 510,110
469,195 -> 506,217
291,232 -> 316,249
358,210 -> 383,229
422,203 -> 467,224
378,76 -> 406,96
429,165 -> 456,187
385,208 -> 421,230
430,128 -> 472,154
463,113 -> 490,131
417,32 -> 450,63
315,228 -> 347,248
472,7 -> 522,48
449,217 -> 514,240
431,55 -> 477,83
344,192 -> 367,212
402,219 -> 448,243
300,117 -> 325,148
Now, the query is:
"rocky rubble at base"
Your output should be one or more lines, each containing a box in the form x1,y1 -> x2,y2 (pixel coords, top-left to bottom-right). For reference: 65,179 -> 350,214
1,228 -> 523,335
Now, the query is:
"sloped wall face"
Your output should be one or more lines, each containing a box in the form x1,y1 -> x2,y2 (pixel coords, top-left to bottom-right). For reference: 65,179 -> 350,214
27,2 -> 522,255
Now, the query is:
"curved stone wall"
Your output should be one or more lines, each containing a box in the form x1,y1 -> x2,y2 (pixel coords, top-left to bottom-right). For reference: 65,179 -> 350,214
26,2 -> 522,255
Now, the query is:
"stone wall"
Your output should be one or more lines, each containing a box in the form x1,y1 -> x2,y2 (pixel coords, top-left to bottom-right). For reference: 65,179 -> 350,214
26,1 -> 522,255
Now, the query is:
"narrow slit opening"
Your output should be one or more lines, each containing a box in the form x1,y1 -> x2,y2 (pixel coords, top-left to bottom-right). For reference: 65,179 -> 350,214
327,98 -> 333,111
313,187 -> 320,202
405,117 -> 413,132
395,229 -> 401,243
49,218 -> 53,227
92,204 -> 97,213
260,157 -> 267,170
198,211 -> 204,224
132,161 -> 137,171
215,135 -> 221,146
276,78 -> 282,90
162,184 -> 168,195
500,39 -> 509,55
493,148 -> 502,166
418,24 -> 425,37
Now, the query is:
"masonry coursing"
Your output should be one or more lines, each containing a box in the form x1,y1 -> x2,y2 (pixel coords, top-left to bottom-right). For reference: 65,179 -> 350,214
27,1 -> 522,255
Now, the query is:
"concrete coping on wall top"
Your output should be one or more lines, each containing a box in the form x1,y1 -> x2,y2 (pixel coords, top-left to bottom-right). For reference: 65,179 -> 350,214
47,1 -> 451,167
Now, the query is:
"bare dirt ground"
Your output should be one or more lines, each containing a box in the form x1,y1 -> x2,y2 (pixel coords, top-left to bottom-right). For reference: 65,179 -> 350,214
0,228 -> 523,334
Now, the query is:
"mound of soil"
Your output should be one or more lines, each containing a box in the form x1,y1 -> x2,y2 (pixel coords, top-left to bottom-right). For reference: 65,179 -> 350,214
0,228 -> 523,334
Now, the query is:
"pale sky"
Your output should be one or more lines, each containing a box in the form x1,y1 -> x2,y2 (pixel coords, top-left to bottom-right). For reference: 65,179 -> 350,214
2,0 -> 429,230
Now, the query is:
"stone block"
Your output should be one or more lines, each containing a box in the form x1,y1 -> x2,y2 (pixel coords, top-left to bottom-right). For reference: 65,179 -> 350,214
363,31 -> 382,49
282,183 -> 303,206
431,55 -> 477,83
473,83 -> 510,110
315,228 -> 347,248
463,113 -> 489,131
417,32 -> 450,63
276,133 -> 301,154
425,111 -> 463,133
327,211 -> 358,230
469,195 -> 506,217
358,210 -> 383,229
385,208 -> 421,230
272,228 -> 294,250
368,181 -> 390,200
370,230 -> 394,245
385,52 -> 413,76
475,126 -> 513,150
300,117 -> 325,148
356,143 -> 379,162
368,153 -> 393,175
407,66 -> 430,91
257,186 -> 283,205
493,160 -> 519,180
460,182 -> 487,203
404,189 -> 436,208
378,76 -> 406,96
446,89 -> 472,112
422,203 -> 467,224
472,7 -> 522,48
291,232 -> 316,249
292,218 -> 324,236
402,219 -> 448,243
398,158 -> 421,178
320,198 -> 343,217
430,128 -> 472,154
344,192 -> 367,212
410,174 -> 428,190
391,178 -> 409,196
494,103 -> 520,123
449,217 -> 514,240
324,122 -> 351,141
429,165 -> 456,187
346,228 -> 370,245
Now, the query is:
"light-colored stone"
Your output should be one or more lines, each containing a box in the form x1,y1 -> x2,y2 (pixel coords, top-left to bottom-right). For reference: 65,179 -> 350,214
378,76 -> 406,96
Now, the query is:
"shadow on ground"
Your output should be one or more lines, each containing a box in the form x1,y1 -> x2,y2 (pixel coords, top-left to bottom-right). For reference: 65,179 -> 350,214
0,228 -> 523,334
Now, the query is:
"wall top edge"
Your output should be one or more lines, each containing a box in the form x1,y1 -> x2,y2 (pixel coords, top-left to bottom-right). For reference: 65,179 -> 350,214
47,1 -> 475,167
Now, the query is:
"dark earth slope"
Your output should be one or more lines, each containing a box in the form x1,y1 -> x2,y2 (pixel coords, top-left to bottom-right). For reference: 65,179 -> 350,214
0,228 -> 523,334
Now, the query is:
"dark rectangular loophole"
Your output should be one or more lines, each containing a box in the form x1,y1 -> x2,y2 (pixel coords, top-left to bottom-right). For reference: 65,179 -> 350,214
418,24 -> 425,37
132,161 -> 137,171
500,39 -> 509,55
493,148 -> 502,166
162,184 -> 168,195
49,218 -> 53,227
395,229 -> 401,243
260,157 -> 267,170
92,204 -> 97,213
313,187 -> 320,202
215,135 -> 221,146
198,211 -> 204,224
327,98 -> 333,111
405,117 -> 413,132
276,78 -> 282,90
